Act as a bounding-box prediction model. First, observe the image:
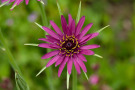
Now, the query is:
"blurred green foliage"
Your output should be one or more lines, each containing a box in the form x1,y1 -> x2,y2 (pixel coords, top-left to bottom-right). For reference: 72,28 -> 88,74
0,0 -> 135,90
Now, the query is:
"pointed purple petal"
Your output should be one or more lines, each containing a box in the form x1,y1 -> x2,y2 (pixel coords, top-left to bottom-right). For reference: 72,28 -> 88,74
68,14 -> 73,28
80,49 -> 94,55
25,0 -> 29,4
75,16 -> 85,36
58,56 -> 69,77
42,26 -> 59,40
50,20 -> 63,36
55,56 -> 65,67
41,50 -> 59,59
70,20 -> 75,35
38,38 -> 54,43
67,57 -> 73,74
77,57 -> 87,72
77,54 -> 87,62
45,35 -> 60,43
73,57 -> 81,74
79,23 -> 93,39
61,15 -> 67,34
80,45 -> 100,49
38,43 -> 60,49
79,33 -> 99,43
46,55 -> 61,67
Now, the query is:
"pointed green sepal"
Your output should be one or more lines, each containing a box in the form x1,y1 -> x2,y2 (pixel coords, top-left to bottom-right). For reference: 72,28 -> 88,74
67,71 -> 70,90
40,0 -> 44,5
35,22 -> 44,30
36,66 -> 46,77
10,4 -> 17,10
83,71 -> 88,80
57,1 -> 63,17
0,0 -> 9,7
24,43 -> 38,46
76,1 -> 81,23
94,54 -> 103,58
97,25 -> 110,33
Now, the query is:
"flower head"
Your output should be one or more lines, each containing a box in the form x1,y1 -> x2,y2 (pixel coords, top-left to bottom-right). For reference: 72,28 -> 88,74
38,14 -> 100,77
1,0 -> 40,10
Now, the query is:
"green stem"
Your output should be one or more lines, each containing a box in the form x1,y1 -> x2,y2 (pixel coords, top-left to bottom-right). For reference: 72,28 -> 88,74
37,1 -> 48,27
72,66 -> 77,90
0,30 -> 22,75
37,2 -> 54,90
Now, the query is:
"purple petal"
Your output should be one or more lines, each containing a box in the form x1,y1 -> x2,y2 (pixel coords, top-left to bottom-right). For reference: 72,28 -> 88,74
75,16 -> 85,36
67,57 -> 73,74
50,20 -> 63,36
77,54 -> 87,62
55,56 -> 65,67
41,50 -> 59,59
46,55 -> 61,67
58,56 -> 69,77
76,57 -> 87,72
38,43 -> 60,49
79,23 -> 93,39
25,0 -> 29,4
80,45 -> 100,49
79,33 -> 99,43
73,57 -> 81,74
42,26 -> 59,40
38,38 -> 54,43
46,35 -> 60,43
80,49 -> 94,55
68,14 -> 73,28
70,20 -> 75,35
61,15 -> 67,34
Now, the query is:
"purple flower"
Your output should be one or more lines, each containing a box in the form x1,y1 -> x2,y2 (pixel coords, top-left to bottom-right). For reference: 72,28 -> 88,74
89,74 -> 99,85
2,0 -> 40,10
38,14 -> 100,77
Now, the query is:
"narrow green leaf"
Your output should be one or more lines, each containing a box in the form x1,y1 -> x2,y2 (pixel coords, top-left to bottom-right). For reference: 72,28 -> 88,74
97,25 -> 110,33
15,72 -> 29,90
67,71 -> 70,90
0,0 -> 9,7
36,66 -> 46,77
0,29 -> 29,90
76,1 -> 81,23
24,43 -> 38,46
94,54 -> 103,58
57,2 -> 63,16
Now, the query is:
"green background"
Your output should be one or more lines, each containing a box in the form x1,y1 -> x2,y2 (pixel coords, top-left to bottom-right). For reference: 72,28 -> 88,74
0,0 -> 135,90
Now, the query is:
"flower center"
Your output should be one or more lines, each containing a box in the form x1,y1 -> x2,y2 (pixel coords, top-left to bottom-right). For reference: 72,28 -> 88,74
62,40 -> 76,50
58,35 -> 80,56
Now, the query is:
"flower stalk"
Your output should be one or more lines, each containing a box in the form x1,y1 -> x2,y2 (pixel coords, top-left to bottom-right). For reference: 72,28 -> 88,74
72,66 -> 77,90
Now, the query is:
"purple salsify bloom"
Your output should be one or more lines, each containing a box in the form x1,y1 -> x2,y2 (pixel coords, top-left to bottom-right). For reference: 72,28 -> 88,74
38,14 -> 100,77
1,0 -> 40,10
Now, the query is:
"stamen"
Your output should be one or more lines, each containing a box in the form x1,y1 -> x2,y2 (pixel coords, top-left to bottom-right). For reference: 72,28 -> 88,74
63,36 -> 65,40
